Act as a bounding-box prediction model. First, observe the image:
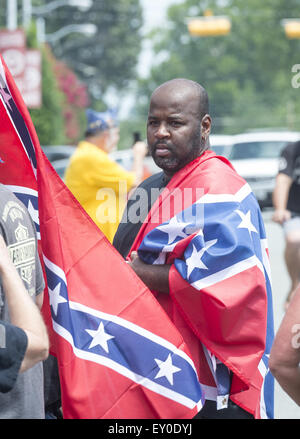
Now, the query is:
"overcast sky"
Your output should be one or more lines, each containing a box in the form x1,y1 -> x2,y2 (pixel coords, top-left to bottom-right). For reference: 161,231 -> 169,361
138,0 -> 183,76
108,1 -> 183,117
140,0 -> 182,32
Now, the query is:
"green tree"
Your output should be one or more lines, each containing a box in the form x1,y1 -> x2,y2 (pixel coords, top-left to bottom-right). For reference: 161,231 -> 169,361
135,0 -> 300,134
0,0 -> 144,147
29,46 -> 66,145
38,0 -> 143,102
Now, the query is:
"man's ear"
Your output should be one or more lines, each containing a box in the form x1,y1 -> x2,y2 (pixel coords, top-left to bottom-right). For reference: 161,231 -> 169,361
200,114 -> 212,147
201,114 -> 212,137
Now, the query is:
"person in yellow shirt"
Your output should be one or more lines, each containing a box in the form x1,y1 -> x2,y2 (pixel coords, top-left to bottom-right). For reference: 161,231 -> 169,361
65,109 -> 147,242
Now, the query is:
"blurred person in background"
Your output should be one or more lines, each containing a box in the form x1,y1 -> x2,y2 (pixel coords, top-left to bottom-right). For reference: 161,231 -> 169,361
269,284 -> 300,406
272,141 -> 300,309
0,185 -> 47,418
0,235 -> 48,394
65,109 -> 147,243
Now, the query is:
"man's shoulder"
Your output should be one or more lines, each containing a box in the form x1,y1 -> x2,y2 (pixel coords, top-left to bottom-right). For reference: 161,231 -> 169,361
77,141 -> 101,155
198,153 -> 238,178
138,171 -> 165,189
71,141 -> 108,164
0,184 -> 24,210
0,184 -> 37,244
0,183 -> 14,197
282,140 -> 300,156
293,140 -> 300,154
192,154 -> 248,193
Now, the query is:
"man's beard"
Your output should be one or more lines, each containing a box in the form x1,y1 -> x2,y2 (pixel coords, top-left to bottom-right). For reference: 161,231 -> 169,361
150,127 -> 203,174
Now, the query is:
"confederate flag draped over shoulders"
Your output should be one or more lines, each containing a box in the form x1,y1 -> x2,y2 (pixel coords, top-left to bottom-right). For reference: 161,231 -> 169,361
129,150 -> 275,419
0,55 -> 205,418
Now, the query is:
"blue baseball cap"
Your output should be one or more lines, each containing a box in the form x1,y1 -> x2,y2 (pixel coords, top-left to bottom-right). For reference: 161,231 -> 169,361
86,108 -> 118,135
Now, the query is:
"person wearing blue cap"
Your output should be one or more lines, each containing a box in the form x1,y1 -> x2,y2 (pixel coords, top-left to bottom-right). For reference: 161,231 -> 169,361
65,108 -> 147,242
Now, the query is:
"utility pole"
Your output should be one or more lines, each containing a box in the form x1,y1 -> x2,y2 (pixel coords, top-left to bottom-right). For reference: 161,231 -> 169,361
7,0 -> 18,30
22,0 -> 32,29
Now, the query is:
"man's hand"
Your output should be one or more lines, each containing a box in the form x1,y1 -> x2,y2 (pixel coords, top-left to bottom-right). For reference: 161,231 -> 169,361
131,141 -> 148,187
127,251 -> 146,278
272,209 -> 291,225
132,141 -> 148,159
127,251 -> 170,294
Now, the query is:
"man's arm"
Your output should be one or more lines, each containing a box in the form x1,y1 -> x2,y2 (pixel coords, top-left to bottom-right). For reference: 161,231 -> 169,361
128,251 -> 170,294
35,291 -> 44,311
0,235 -> 49,372
272,173 -> 293,224
269,285 -> 300,406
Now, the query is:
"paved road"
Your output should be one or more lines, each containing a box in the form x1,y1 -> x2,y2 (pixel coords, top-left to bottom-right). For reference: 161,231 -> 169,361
263,210 -> 300,419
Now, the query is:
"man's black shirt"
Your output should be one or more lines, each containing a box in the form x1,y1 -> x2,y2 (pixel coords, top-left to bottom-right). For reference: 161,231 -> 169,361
113,172 -> 167,258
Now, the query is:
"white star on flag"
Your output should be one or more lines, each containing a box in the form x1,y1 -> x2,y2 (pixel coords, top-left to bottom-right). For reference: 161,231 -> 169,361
156,215 -> 194,245
48,282 -> 67,316
86,321 -> 115,353
236,209 -> 258,236
154,353 -> 181,386
186,238 -> 218,278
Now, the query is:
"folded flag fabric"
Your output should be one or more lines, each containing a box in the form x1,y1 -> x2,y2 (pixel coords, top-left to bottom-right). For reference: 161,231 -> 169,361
129,151 -> 275,419
0,54 -> 205,419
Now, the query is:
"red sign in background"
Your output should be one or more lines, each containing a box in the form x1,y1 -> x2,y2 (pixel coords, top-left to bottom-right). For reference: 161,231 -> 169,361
0,29 -> 41,108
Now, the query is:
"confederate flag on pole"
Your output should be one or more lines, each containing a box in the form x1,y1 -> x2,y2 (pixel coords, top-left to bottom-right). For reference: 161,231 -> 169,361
0,55 -> 204,418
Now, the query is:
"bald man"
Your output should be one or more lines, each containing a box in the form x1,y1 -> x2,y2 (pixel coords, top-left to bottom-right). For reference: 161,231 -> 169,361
113,79 -> 211,262
113,79 -> 274,419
